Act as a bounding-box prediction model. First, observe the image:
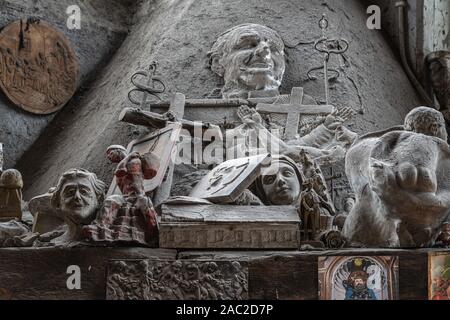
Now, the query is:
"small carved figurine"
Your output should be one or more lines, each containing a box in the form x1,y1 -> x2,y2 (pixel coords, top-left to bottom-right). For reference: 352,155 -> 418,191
299,178 -> 334,241
0,168 -> 23,219
83,145 -> 159,246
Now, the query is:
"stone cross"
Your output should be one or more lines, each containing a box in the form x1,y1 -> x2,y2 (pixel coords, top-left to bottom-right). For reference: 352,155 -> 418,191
256,87 -> 334,140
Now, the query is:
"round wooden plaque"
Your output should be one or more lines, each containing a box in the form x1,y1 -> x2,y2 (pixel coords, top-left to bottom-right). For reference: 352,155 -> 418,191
0,19 -> 79,114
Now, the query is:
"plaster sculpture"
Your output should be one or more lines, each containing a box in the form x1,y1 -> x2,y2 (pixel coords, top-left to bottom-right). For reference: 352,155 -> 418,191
253,155 -> 303,206
230,105 -> 356,166
83,145 -> 159,246
208,23 -> 285,99
48,168 -> 106,246
343,106 -> 450,247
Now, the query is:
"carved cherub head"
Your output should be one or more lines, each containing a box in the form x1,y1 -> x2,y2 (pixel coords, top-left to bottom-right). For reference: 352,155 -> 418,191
404,106 -> 447,141
185,263 -> 200,280
208,23 -> 285,98
254,155 -> 302,205
51,168 -> 106,226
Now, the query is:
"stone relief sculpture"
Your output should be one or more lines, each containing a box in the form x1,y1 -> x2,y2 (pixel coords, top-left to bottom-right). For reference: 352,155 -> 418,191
343,106 -> 450,247
208,23 -> 285,99
0,18 -> 78,114
230,105 -> 357,166
2,19 -> 447,257
106,259 -> 248,300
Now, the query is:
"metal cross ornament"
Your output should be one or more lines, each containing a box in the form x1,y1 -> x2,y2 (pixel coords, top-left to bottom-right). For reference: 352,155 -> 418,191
307,14 -> 349,105
128,61 -> 166,110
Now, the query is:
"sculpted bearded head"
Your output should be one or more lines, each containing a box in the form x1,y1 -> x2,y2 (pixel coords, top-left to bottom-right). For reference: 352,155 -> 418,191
208,23 -> 285,98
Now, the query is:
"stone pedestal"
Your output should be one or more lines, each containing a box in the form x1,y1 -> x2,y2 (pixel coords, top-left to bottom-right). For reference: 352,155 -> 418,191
159,204 -> 301,249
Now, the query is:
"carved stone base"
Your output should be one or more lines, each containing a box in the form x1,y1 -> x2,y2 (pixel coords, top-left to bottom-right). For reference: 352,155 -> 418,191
0,247 -> 448,299
159,204 -> 300,249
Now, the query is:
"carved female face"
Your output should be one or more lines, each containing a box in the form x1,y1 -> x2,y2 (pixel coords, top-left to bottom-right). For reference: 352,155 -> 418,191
59,176 -> 99,224
211,24 -> 285,98
260,161 -> 301,205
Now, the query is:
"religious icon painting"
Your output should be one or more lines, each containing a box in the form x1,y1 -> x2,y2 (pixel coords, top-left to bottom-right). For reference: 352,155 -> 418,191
318,256 -> 399,300
428,252 -> 450,300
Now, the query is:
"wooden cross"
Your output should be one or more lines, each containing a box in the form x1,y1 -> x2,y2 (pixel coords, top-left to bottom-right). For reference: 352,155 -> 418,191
111,93 -> 186,208
256,87 -> 334,140
152,93 -> 184,208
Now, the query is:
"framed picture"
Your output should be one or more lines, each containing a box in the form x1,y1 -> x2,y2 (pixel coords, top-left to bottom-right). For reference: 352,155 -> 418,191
318,256 -> 399,300
428,252 -> 450,300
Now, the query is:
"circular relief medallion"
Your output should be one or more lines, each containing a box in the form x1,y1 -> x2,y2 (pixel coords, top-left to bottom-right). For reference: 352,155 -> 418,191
0,18 -> 78,114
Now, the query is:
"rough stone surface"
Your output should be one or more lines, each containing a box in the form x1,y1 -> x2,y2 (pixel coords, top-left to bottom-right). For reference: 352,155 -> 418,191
0,0 -> 133,168
365,0 -> 420,74
17,0 -> 422,200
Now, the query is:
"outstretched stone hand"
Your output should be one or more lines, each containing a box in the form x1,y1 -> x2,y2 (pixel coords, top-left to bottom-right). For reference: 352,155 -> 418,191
237,105 -> 263,127
323,107 -> 355,131
236,105 -> 291,154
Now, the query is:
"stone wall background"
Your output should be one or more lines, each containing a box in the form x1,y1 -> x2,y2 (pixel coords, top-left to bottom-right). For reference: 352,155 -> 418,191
366,0 -> 449,81
0,0 -> 134,168
2,0 -> 423,199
